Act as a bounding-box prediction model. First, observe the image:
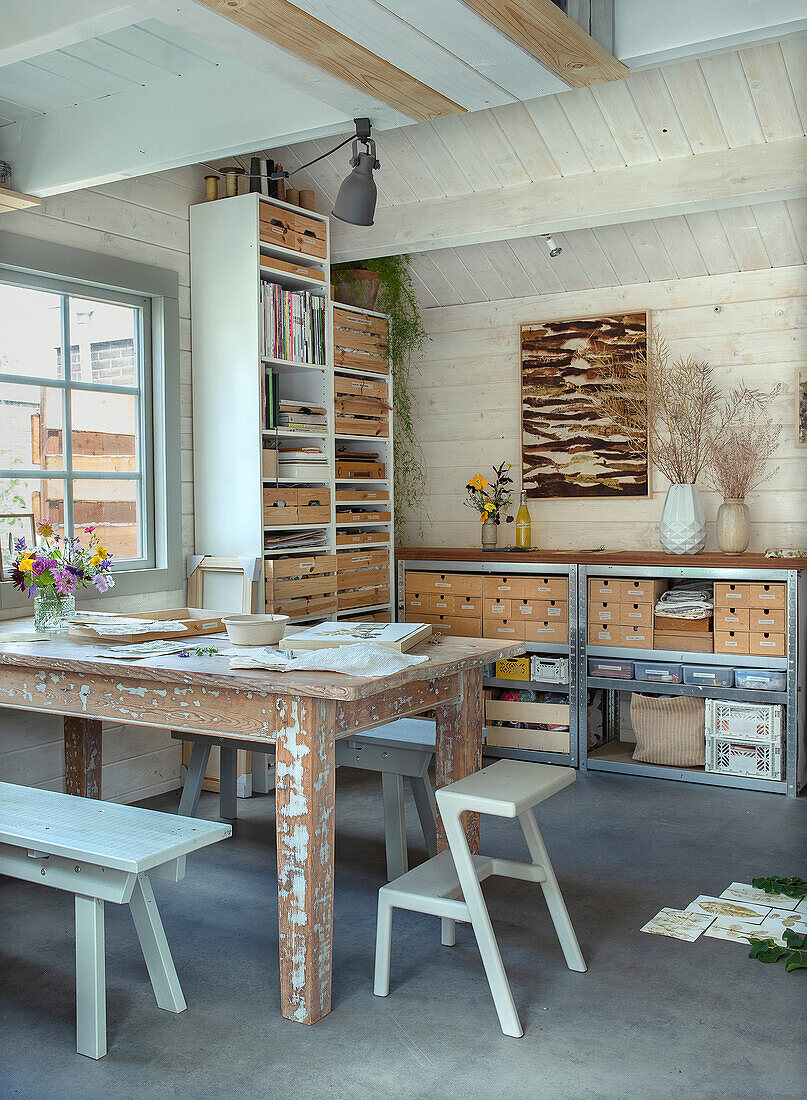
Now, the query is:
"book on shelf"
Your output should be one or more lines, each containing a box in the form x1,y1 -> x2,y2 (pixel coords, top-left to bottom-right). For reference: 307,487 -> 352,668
281,621 -> 431,653
260,281 -> 326,365
264,530 -> 329,550
277,400 -> 327,431
262,369 -> 281,429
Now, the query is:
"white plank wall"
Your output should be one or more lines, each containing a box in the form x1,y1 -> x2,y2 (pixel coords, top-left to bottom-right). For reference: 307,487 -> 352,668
0,164 -> 206,802
399,266 -> 807,553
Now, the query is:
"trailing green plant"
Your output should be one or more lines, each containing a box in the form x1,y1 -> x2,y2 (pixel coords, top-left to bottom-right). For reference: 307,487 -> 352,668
333,255 -> 428,536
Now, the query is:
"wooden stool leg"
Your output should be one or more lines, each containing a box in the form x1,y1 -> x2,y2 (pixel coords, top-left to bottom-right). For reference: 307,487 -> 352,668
381,772 -> 407,881
519,809 -> 586,973
129,874 -> 187,1013
443,809 -> 523,1038
177,741 -> 211,817
410,773 -> 438,857
373,895 -> 394,996
219,745 -> 238,820
75,895 -> 106,1059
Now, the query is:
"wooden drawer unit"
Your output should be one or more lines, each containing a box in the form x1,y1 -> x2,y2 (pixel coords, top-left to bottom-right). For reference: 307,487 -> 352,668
620,602 -> 653,628
524,576 -> 568,601
618,624 -> 653,648
525,620 -> 568,644
297,487 -> 330,524
714,582 -> 750,607
335,459 -> 385,479
512,598 -> 567,622
486,698 -> 570,729
263,487 -> 298,525
617,578 -> 667,603
336,509 -> 391,523
338,586 -> 390,611
335,373 -> 388,401
455,595 -> 483,619
750,608 -> 785,632
337,562 -> 389,591
483,597 -> 511,620
431,593 -> 455,615
336,530 -> 389,546
334,395 -> 390,438
591,600 -> 620,624
259,205 -> 327,258
714,630 -> 750,655
422,613 -> 480,637
589,577 -> 620,600
715,607 -> 750,630
749,631 -> 786,656
265,554 -> 337,618
260,254 -> 324,282
750,582 -> 786,607
485,618 -> 525,641
335,486 -> 389,504
404,592 -> 430,616
483,575 -> 524,599
409,572 -> 483,598
589,623 -> 619,645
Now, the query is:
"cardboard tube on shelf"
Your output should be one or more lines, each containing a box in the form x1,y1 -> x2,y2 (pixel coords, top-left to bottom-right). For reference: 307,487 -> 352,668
286,187 -> 299,208
299,190 -> 316,211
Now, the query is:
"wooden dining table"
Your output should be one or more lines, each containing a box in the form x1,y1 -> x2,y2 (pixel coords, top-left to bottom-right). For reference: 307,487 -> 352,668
0,624 -> 523,1025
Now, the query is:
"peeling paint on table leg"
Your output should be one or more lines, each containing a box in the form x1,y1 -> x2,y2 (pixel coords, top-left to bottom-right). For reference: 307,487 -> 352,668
63,716 -> 102,798
274,693 -> 337,1025
435,668 -> 483,854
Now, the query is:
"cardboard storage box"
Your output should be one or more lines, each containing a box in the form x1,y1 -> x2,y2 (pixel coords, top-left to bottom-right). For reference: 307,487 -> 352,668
262,446 -> 278,478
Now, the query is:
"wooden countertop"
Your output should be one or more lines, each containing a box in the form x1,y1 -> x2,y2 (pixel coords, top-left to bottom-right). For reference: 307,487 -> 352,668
396,547 -> 807,570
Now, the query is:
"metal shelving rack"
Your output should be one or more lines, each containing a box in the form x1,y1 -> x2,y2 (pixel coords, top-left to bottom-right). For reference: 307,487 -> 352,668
396,557 -> 580,768
578,563 -> 805,798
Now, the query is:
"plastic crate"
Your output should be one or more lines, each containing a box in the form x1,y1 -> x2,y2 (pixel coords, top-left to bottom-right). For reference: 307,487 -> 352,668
530,655 -> 570,684
705,699 -> 782,744
706,735 -> 783,780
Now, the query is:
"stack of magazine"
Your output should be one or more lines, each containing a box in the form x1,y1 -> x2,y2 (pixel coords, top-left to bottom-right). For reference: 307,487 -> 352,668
260,282 -> 326,365
277,400 -> 327,432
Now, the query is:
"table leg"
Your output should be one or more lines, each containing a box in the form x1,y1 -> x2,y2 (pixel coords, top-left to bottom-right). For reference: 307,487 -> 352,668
434,667 -> 483,854
64,717 -> 102,798
274,694 -> 337,1024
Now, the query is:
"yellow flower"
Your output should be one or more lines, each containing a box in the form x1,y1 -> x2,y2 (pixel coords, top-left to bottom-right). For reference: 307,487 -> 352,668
19,554 -> 34,571
37,522 -> 53,538
506,463 -> 514,468
479,513 -> 487,523
96,545 -> 108,560
469,474 -> 488,491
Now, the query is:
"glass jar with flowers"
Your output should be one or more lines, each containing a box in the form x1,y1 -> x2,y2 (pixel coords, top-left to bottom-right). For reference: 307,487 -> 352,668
10,523 -> 115,633
464,463 -> 515,550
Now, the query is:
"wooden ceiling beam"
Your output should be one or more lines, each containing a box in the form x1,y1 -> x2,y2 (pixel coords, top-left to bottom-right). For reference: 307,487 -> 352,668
0,186 -> 40,214
330,136 -> 807,261
459,0 -> 628,87
194,0 -> 465,122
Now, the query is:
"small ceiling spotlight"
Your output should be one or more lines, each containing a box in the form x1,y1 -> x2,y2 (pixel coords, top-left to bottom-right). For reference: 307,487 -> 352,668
543,234 -> 562,258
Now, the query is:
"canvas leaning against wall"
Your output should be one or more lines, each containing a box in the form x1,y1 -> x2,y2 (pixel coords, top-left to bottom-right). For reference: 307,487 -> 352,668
520,313 -> 649,498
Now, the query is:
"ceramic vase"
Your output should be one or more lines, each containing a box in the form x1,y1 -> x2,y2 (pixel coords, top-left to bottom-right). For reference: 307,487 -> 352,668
33,589 -> 75,633
717,498 -> 750,555
659,483 -> 706,555
481,517 -> 498,551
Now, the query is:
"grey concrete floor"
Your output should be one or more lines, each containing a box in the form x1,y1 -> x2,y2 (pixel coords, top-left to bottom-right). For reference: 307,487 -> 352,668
1,769 -> 806,1100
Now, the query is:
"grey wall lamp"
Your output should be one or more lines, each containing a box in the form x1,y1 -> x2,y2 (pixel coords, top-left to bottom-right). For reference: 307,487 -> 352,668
270,117 -> 380,227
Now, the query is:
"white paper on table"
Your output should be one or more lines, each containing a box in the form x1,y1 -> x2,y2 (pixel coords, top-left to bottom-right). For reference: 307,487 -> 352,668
705,911 -> 807,947
72,618 -> 190,636
100,640 -> 202,659
641,908 -> 714,941
719,881 -> 802,911
229,641 -> 429,677
685,895 -> 771,923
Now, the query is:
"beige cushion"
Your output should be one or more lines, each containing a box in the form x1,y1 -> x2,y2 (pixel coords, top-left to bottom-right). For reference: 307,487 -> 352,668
630,693 -> 706,767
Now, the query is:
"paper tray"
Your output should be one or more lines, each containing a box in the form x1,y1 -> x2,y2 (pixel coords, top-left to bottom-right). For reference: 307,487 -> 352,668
68,608 -> 224,645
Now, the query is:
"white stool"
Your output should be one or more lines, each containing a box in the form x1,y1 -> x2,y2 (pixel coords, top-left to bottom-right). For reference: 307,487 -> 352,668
373,760 -> 586,1038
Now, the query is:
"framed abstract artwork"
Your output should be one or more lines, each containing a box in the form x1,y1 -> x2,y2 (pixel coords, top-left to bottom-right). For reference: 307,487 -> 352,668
520,312 -> 649,498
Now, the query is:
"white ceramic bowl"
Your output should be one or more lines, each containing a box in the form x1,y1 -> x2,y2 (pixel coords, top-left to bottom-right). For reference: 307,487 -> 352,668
221,613 -> 289,647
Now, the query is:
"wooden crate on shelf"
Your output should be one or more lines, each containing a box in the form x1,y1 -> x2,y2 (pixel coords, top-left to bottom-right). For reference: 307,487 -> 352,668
341,609 -> 392,623
265,554 -> 337,618
485,698 -> 571,754
261,254 -> 324,282
337,586 -> 391,611
263,487 -> 298,525
335,458 -> 385,479
336,509 -> 391,523
296,487 -> 331,524
332,307 -> 389,374
334,394 -> 390,437
259,205 -> 326,258
336,530 -> 389,546
335,486 -> 389,503
335,373 -> 388,401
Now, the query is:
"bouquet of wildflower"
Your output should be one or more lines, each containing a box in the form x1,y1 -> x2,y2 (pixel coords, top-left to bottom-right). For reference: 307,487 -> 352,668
10,523 -> 115,597
464,462 -> 515,526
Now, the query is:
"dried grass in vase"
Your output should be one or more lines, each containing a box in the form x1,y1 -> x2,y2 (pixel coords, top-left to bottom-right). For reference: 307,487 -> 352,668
703,384 -> 783,501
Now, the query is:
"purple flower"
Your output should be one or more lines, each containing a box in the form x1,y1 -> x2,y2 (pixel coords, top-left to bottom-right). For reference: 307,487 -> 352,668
31,557 -> 52,577
13,537 -> 26,553
54,571 -> 78,596
64,563 -> 83,578
92,573 -> 115,593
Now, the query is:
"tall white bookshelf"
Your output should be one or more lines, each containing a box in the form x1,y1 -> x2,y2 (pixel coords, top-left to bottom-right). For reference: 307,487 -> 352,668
190,191 -> 394,624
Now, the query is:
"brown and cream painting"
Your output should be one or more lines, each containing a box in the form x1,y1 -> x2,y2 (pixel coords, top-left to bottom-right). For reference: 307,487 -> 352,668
520,313 -> 649,498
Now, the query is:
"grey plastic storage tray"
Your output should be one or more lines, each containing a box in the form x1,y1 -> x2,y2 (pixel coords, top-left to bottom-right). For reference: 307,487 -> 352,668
734,668 -> 787,691
682,665 -> 734,688
634,660 -> 683,683
588,658 -> 634,679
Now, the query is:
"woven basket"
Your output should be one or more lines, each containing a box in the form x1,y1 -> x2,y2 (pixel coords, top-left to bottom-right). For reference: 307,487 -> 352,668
630,693 -> 705,766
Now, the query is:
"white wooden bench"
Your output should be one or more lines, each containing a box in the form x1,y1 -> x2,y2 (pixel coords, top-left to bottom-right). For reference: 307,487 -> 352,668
175,717 -> 446,880
0,782 -> 230,1059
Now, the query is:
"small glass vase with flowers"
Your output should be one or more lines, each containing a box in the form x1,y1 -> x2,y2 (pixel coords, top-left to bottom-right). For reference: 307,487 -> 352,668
464,462 -> 515,550
10,523 -> 115,633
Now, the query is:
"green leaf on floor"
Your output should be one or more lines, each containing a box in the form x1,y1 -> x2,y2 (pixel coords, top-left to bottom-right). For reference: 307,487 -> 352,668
751,876 -> 807,899
747,937 -> 788,963
784,950 -> 807,972
782,929 -> 807,951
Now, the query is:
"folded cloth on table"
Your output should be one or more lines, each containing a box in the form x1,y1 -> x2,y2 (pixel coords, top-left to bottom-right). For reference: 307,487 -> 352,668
655,580 -> 713,619
229,641 -> 429,677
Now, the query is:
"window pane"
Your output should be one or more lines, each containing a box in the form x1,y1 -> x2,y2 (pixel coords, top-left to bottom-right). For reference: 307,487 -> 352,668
70,390 -> 139,473
0,381 -> 65,471
73,478 -> 140,561
0,283 -> 65,380
68,296 -> 139,386
0,482 -> 37,578
0,475 -> 67,541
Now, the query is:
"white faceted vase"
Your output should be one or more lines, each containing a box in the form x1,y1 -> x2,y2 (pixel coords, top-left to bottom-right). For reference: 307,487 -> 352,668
659,483 -> 706,555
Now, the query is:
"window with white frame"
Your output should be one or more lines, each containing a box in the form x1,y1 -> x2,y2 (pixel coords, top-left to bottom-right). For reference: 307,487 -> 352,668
0,273 -> 154,576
